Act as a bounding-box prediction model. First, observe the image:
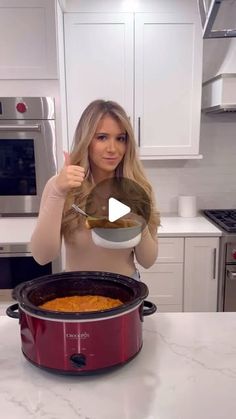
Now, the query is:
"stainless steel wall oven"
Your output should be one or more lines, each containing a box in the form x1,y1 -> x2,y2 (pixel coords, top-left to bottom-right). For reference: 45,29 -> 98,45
0,97 -> 57,216
0,240 -> 62,301
0,243 -> 54,301
0,98 -> 60,301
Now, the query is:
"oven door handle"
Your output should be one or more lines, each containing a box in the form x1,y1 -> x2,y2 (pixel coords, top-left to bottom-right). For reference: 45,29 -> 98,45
0,124 -> 41,132
227,270 -> 236,280
0,253 -> 31,257
0,244 -> 30,254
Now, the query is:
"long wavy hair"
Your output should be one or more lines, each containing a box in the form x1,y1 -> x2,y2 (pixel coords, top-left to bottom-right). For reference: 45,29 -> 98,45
61,100 -> 160,237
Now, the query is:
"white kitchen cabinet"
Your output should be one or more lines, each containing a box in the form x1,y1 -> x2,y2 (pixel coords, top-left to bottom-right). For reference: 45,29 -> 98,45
138,236 -> 219,312
139,263 -> 183,312
137,237 -> 184,312
64,13 -> 133,143
0,0 -> 58,79
155,237 -> 184,263
135,13 -> 202,157
64,9 -> 202,158
184,237 -> 219,312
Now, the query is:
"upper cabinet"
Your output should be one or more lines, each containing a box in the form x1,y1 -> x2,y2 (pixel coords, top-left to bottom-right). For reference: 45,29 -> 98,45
64,13 -> 133,144
135,13 -> 203,157
0,0 -> 58,79
64,8 -> 203,158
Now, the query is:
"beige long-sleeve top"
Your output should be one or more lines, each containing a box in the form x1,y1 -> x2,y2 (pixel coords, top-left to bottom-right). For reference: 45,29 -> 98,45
30,176 -> 158,277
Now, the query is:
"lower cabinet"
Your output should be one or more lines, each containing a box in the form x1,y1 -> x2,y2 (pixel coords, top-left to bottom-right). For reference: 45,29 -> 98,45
139,263 -> 183,312
137,236 -> 219,312
137,237 -> 184,312
183,237 -> 219,312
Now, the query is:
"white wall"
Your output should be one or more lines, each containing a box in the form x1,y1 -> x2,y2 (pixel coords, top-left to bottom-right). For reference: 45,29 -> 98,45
144,112 -> 236,214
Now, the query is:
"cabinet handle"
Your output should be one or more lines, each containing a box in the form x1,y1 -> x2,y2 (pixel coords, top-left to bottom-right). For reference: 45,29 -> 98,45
138,117 -> 141,147
213,248 -> 217,279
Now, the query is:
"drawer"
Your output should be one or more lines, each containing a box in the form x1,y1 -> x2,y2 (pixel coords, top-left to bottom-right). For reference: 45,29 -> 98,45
135,238 -> 184,267
157,237 -> 184,263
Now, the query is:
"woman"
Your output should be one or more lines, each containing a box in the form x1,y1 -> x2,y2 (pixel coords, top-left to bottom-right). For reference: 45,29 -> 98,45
30,100 -> 160,279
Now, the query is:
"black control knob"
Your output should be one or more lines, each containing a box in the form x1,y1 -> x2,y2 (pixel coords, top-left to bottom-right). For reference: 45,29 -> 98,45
70,353 -> 86,369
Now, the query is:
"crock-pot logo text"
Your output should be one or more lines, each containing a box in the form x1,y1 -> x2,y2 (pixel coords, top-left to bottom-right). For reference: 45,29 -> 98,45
66,332 -> 90,340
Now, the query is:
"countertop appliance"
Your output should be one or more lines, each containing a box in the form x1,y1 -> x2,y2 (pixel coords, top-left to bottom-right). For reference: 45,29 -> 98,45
203,209 -> 236,311
0,97 -> 57,216
6,271 -> 156,374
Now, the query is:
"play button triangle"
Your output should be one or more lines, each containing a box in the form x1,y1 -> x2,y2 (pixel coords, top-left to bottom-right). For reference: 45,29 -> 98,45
108,197 -> 131,222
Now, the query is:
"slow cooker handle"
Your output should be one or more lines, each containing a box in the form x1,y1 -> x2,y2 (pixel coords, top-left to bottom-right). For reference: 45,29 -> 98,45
142,300 -> 157,316
6,303 -> 19,319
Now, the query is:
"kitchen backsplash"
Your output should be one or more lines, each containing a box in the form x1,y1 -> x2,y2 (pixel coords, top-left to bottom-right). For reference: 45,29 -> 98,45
144,112 -> 236,214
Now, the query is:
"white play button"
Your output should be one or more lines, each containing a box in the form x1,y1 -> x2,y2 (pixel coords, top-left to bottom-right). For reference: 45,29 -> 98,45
108,197 -> 131,222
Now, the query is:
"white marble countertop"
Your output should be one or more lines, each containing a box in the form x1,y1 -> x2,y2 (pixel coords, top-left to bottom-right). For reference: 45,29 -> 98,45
0,215 -> 221,244
1,312 -> 236,419
158,215 -> 222,237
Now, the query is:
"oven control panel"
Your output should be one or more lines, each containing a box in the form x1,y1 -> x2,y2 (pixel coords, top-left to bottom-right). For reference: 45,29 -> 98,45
0,97 -> 54,120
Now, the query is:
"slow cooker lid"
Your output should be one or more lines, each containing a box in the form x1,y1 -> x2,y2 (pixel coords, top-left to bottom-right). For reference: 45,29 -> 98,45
12,271 -> 148,320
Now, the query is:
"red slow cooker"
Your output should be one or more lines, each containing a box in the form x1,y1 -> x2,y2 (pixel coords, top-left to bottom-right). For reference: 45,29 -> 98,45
7,271 -> 156,375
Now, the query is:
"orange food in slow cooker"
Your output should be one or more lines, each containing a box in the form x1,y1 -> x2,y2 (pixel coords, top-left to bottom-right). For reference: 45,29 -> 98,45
39,295 -> 123,312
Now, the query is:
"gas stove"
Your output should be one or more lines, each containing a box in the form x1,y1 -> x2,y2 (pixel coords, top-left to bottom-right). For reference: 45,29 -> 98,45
203,209 -> 236,233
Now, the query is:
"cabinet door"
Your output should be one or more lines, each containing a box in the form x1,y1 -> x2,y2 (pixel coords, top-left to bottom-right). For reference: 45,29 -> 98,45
184,237 -> 219,312
135,13 -> 202,157
64,13 -> 133,146
139,263 -> 183,309
0,0 -> 58,79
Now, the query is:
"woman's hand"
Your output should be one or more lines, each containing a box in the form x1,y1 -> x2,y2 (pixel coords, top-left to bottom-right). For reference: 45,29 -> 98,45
55,151 -> 85,194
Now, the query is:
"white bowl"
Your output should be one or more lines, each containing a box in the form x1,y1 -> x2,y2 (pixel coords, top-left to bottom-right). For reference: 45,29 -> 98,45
91,222 -> 142,249
91,230 -> 141,249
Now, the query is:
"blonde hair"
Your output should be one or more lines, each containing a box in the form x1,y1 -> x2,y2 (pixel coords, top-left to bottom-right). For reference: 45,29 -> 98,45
62,100 -> 160,237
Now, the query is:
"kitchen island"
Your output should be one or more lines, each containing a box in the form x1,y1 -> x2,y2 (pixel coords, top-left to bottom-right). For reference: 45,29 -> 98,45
1,311 -> 236,419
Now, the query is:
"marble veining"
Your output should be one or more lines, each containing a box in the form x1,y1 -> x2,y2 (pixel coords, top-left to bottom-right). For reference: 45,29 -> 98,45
1,312 -> 236,419
153,328 -> 236,379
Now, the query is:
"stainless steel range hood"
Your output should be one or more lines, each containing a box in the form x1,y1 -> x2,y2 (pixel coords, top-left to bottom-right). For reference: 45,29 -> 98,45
199,0 -> 236,38
202,74 -> 236,113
